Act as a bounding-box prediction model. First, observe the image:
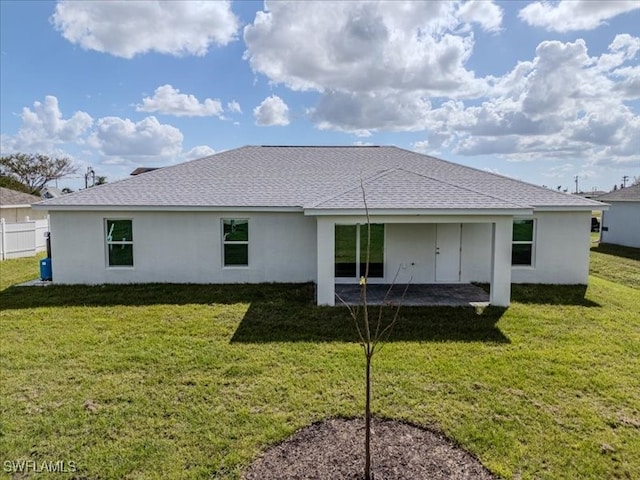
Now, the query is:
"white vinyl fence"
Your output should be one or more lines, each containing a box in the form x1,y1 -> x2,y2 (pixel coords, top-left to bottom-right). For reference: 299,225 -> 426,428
0,217 -> 49,260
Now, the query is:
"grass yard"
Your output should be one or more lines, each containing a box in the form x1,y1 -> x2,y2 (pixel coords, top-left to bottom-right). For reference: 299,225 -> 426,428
589,242 -> 640,289
0,250 -> 639,479
0,253 -> 45,291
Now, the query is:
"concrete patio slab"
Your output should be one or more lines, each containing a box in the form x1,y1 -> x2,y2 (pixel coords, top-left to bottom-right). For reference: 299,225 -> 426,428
15,278 -> 52,287
335,283 -> 490,307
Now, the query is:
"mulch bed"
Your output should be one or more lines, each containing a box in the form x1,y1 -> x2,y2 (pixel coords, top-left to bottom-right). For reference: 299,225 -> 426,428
243,417 -> 499,479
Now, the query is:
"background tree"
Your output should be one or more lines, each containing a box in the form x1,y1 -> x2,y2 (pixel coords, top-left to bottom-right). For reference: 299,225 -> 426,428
95,175 -> 108,186
0,153 -> 77,192
0,174 -> 34,194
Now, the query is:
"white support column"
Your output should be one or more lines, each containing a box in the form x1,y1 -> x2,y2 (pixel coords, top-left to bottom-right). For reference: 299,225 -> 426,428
490,218 -> 512,307
316,217 -> 335,305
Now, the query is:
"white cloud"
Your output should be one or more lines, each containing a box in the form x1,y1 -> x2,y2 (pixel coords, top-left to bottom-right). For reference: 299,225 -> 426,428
419,36 -> 640,165
411,141 -> 431,154
253,95 -> 290,126
244,1 -> 506,135
89,116 -> 183,160
458,0 -> 503,33
244,1 -> 486,96
1,95 -> 93,153
227,101 -> 242,114
51,0 -> 239,58
542,163 -> 575,178
312,91 -> 432,135
136,85 -> 224,117
519,0 -> 640,33
184,145 -> 216,160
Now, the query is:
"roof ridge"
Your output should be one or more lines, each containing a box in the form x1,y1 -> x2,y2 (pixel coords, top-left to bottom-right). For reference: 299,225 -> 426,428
389,145 -> 605,207
394,167 -> 529,208
306,167 -> 402,209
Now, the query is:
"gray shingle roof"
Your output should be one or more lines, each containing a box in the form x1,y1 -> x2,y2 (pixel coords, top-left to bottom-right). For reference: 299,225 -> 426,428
596,184 -> 640,201
36,146 -> 605,211
0,187 -> 41,206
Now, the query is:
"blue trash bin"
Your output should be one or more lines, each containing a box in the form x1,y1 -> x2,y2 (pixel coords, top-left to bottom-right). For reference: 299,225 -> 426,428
40,258 -> 52,281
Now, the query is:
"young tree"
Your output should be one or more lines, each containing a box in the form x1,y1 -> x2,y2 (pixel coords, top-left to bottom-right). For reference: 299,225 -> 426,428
337,183 -> 409,480
0,153 -> 77,191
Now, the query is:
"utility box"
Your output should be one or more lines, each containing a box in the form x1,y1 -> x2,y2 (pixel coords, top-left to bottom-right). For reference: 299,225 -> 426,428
40,257 -> 52,281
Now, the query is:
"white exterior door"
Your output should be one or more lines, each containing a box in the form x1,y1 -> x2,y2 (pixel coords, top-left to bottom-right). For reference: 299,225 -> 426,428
435,224 -> 461,282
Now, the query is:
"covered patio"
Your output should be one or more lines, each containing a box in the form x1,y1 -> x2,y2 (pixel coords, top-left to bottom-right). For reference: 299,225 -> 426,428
335,283 -> 490,307
315,215 -> 516,307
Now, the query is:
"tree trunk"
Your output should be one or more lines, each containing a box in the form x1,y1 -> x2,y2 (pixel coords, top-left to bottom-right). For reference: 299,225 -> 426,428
365,352 -> 372,480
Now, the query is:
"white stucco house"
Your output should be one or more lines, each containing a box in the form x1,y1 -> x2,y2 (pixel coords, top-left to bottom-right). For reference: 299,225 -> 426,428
597,184 -> 640,248
34,146 -> 606,306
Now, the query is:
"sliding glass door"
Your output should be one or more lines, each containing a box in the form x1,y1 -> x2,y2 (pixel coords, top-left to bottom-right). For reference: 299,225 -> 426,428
335,224 -> 384,279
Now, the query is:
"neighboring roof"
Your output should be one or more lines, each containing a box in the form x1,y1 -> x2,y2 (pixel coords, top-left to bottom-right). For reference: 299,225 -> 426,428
130,167 -> 160,176
596,184 -> 640,202
41,187 -> 63,199
0,187 -> 41,207
36,146 -> 606,213
574,191 -> 607,199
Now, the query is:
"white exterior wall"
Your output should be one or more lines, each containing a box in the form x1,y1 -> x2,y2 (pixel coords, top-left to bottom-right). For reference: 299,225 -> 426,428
385,223 -> 492,284
512,211 -> 591,284
600,202 -> 640,248
385,224 -> 435,283
461,223 -> 492,283
49,211 -> 317,284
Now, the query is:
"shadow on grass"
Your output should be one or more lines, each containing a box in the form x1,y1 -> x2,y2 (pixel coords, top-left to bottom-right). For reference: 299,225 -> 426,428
591,243 -> 640,261
0,282 -> 508,344
231,303 -> 509,344
0,283 -> 316,309
509,284 -> 600,307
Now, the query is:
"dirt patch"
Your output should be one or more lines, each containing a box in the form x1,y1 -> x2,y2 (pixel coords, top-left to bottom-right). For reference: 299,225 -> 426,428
243,417 -> 499,479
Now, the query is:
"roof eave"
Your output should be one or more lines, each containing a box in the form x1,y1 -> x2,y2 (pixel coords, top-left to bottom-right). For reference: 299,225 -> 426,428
533,204 -> 609,212
33,204 -> 303,213
304,207 -> 534,216
1,204 -> 33,209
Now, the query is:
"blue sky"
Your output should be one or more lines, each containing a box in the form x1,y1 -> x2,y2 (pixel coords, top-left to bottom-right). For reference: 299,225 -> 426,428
1,0 -> 638,192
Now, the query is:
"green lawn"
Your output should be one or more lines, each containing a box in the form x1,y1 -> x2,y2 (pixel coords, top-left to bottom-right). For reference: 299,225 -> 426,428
0,250 -> 639,479
0,253 -> 45,291
590,242 -> 640,289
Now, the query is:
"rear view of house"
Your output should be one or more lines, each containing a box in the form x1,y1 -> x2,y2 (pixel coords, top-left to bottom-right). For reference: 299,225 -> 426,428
34,146 -> 605,306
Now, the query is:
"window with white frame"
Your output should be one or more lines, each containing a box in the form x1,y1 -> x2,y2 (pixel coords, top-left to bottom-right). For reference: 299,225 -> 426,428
105,219 -> 133,267
512,219 -> 535,266
222,219 -> 248,266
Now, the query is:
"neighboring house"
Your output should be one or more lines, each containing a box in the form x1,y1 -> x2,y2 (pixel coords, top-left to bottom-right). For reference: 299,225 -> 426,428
0,187 -> 48,222
574,191 -> 607,200
597,184 -> 640,248
34,146 -> 606,306
41,186 -> 64,199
